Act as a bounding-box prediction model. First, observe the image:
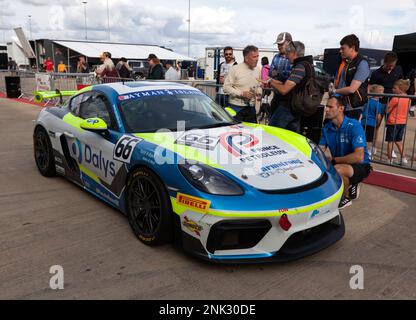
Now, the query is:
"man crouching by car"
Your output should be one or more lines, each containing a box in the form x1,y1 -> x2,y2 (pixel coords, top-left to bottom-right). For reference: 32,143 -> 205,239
319,96 -> 372,209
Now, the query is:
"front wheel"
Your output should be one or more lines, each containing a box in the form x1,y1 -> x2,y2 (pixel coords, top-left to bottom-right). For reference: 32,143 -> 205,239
33,127 -> 56,177
126,167 -> 173,246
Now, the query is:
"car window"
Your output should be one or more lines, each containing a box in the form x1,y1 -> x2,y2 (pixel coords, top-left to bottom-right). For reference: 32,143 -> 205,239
69,93 -> 91,115
119,91 -> 235,133
79,94 -> 116,130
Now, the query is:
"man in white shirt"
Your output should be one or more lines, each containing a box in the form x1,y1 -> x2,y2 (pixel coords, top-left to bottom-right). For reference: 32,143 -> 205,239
216,46 -> 238,107
223,45 -> 261,123
165,61 -> 181,81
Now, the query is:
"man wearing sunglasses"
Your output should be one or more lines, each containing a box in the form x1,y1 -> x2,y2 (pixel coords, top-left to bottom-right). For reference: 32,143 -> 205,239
268,32 -> 293,118
216,46 -> 237,107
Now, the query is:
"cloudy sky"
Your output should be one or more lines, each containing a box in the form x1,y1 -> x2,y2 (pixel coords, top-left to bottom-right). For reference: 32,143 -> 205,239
0,0 -> 415,58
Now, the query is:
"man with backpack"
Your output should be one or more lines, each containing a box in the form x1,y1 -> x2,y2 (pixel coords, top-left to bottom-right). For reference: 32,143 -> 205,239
260,41 -> 322,132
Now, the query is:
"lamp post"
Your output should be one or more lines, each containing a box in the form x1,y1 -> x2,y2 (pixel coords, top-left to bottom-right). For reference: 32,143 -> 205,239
28,15 -> 32,40
187,0 -> 190,57
107,0 -> 110,41
82,1 -> 88,40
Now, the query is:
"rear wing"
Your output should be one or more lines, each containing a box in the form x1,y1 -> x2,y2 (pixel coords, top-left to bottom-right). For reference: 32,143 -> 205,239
33,86 -> 92,104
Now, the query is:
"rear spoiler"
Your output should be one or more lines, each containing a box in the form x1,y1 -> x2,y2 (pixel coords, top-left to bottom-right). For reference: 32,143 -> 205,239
33,88 -> 88,104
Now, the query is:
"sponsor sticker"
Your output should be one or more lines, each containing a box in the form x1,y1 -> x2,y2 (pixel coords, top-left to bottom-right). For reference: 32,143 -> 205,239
182,216 -> 203,236
258,159 -> 305,178
176,193 -> 211,213
310,208 -> 331,220
175,133 -> 220,151
118,89 -> 203,101
113,135 -> 142,164
219,132 -> 259,157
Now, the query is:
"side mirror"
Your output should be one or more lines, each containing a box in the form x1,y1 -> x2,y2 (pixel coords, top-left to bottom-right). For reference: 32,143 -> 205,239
224,107 -> 237,117
80,118 -> 108,133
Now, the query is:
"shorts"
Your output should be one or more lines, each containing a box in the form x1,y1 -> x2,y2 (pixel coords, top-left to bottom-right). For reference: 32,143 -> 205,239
363,125 -> 376,143
349,163 -> 372,185
385,124 -> 406,142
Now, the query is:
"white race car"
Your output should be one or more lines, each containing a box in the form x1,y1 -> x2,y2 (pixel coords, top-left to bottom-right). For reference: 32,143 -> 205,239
33,82 -> 345,263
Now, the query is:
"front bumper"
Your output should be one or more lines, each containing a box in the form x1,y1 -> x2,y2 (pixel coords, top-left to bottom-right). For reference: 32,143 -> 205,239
178,204 -> 345,264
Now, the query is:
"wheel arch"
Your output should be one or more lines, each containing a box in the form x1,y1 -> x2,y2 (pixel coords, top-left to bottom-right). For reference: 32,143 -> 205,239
125,163 -> 174,211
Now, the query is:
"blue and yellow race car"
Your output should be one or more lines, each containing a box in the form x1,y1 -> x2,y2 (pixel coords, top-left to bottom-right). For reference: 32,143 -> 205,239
33,82 -> 345,263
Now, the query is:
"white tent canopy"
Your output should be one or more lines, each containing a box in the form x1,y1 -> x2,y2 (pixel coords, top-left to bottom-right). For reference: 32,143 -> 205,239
53,40 -> 195,61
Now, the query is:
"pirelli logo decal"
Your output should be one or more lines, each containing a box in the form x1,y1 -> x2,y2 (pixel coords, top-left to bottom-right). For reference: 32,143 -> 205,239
176,193 -> 211,213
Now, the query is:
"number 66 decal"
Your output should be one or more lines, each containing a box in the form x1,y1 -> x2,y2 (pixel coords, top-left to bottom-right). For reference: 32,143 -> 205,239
113,135 -> 142,163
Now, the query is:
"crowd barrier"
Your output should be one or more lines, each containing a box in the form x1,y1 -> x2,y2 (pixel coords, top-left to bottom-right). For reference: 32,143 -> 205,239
1,73 -> 414,170
0,70 -> 11,93
363,92 -> 416,170
193,83 -> 416,170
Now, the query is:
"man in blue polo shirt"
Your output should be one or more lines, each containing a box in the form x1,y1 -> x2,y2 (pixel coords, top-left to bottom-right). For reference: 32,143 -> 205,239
320,96 -> 372,209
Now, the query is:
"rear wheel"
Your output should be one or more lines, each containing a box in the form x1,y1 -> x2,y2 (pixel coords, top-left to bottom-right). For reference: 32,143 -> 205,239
34,127 -> 56,177
126,167 -> 173,246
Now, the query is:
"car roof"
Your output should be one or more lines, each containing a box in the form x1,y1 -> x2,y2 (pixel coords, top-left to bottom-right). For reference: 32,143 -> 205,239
92,81 -> 198,96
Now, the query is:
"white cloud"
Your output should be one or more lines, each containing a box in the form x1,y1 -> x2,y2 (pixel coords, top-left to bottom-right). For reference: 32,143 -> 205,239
3,0 -> 416,57
178,6 -> 236,34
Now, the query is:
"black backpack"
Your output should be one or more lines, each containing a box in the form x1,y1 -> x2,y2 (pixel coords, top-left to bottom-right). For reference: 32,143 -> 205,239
291,61 -> 324,117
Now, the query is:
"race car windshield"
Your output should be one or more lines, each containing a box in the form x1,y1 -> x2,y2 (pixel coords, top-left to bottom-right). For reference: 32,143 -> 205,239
118,89 -> 237,133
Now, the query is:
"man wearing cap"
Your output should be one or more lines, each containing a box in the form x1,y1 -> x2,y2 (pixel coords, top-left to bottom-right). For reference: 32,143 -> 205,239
165,61 -> 181,80
261,41 -> 314,132
268,32 -> 293,116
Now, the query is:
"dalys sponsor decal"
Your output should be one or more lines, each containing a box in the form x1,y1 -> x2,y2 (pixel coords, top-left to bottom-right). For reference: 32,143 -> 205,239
71,139 -> 116,178
176,193 -> 211,213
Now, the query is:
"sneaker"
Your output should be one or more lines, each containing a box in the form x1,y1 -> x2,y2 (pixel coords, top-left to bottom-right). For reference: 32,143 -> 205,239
392,150 -> 398,158
339,196 -> 352,209
349,184 -> 360,200
401,157 -> 409,165
372,147 -> 377,155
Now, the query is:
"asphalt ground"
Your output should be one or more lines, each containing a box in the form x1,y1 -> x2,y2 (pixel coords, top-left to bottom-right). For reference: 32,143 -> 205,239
0,98 -> 415,300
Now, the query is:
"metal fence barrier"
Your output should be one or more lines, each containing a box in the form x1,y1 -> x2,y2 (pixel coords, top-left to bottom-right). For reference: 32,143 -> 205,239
2,73 -> 415,171
192,83 -> 416,171
0,70 -> 12,93
363,92 -> 416,170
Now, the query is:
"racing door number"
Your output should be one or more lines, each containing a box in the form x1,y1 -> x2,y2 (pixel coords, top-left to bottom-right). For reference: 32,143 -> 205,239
113,135 -> 142,163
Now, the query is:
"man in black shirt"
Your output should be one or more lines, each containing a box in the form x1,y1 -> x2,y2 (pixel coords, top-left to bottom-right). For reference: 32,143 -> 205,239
369,52 -> 403,102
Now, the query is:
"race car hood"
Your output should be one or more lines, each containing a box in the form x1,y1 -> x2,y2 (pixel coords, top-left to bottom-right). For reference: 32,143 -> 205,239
135,123 -> 323,191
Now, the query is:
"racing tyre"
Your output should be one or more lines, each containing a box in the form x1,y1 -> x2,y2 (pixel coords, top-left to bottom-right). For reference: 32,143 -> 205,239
34,127 -> 56,177
126,168 -> 173,246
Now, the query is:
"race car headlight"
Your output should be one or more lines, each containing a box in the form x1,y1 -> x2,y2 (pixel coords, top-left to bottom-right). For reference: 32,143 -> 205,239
307,138 -> 330,170
179,161 -> 244,195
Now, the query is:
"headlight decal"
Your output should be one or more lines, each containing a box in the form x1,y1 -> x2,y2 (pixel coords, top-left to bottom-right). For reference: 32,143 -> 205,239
179,161 -> 244,196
